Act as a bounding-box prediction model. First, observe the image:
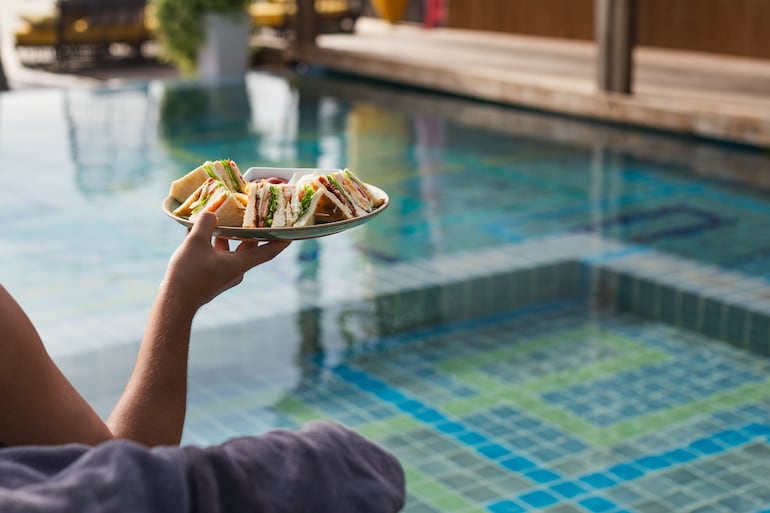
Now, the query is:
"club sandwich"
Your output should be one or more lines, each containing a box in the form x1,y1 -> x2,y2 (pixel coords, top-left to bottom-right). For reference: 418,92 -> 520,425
173,177 -> 246,227
317,169 -> 383,217
169,159 -> 247,203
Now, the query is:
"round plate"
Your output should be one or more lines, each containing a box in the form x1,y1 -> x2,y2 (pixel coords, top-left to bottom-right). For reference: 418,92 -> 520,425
162,184 -> 390,241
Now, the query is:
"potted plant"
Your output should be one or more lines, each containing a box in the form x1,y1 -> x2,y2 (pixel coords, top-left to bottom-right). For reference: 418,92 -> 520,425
154,0 -> 251,77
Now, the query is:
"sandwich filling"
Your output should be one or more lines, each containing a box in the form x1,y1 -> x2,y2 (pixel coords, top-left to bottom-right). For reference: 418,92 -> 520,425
221,159 -> 244,193
319,175 -> 356,215
189,179 -> 225,215
298,184 -> 317,219
258,184 -> 280,227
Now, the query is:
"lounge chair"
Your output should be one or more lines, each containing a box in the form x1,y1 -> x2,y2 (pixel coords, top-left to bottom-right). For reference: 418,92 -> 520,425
14,0 -> 156,67
250,0 -> 361,35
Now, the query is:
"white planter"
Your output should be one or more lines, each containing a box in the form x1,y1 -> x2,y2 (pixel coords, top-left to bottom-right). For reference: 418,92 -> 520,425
197,10 -> 250,78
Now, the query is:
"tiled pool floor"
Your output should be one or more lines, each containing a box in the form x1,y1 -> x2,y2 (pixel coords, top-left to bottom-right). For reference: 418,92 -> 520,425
176,301 -> 770,513
3,71 -> 770,512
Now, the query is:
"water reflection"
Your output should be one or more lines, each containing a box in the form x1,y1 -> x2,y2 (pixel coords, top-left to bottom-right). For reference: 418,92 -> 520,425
27,69 -> 770,455
159,76 -> 253,169
65,84 -> 158,195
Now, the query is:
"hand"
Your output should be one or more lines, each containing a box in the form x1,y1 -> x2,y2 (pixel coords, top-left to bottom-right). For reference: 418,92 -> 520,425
162,212 -> 291,311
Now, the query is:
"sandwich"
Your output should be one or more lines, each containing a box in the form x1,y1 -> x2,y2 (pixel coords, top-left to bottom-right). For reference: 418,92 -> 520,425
273,184 -> 298,228
169,159 -> 246,203
292,175 -> 355,227
242,180 -> 294,228
173,177 -> 246,227
169,160 -> 383,230
317,169 -> 382,217
340,168 -> 384,211
213,159 -> 247,195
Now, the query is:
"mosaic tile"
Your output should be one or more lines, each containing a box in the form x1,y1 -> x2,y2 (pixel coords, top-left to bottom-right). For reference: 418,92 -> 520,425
7,73 -> 770,513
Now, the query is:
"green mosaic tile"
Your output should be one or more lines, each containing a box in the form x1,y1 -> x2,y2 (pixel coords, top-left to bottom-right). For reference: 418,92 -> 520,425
272,396 -> 328,423
404,466 -> 477,513
584,380 -> 770,446
186,388 -> 289,421
437,321 -> 770,446
522,343 -> 668,394
438,327 -> 594,374
356,414 -> 424,441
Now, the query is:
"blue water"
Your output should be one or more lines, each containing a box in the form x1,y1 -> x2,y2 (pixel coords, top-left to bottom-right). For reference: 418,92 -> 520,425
2,69 -> 770,513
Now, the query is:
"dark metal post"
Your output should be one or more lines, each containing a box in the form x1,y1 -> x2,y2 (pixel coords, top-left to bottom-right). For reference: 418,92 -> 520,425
596,0 -> 636,94
0,32 -> 8,90
295,0 -> 319,47
0,60 -> 7,91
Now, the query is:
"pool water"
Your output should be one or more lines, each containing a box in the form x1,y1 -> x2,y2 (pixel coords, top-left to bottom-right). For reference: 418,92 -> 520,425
2,69 -> 770,513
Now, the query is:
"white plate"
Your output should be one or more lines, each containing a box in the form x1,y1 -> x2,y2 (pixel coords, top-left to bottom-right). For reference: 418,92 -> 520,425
162,167 -> 390,241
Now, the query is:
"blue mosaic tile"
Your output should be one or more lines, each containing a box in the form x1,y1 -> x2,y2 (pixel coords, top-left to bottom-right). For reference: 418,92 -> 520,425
487,500 -> 527,513
500,456 -> 538,472
550,481 -> 587,499
577,497 -> 617,513
525,469 -> 561,484
520,490 -> 558,508
579,473 -> 618,489
8,70 -> 770,513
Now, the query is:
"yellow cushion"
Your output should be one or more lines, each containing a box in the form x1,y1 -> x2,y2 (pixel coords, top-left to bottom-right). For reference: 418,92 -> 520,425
67,23 -> 150,44
259,0 -> 353,17
16,4 -> 156,47
250,3 -> 287,27
15,25 -> 57,46
144,4 -> 159,32
15,20 -> 151,47
19,13 -> 57,29
316,0 -> 351,16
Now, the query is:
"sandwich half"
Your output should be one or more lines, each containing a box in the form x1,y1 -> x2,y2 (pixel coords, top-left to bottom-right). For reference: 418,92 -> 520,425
272,184 -> 298,228
209,159 -> 247,195
173,177 -> 246,227
168,162 -> 219,203
168,159 -> 246,203
339,168 -> 384,212
317,169 -> 381,217
242,181 -> 282,228
293,177 -> 355,227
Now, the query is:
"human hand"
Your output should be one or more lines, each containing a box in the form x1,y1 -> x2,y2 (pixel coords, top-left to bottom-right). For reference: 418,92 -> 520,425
162,212 -> 291,311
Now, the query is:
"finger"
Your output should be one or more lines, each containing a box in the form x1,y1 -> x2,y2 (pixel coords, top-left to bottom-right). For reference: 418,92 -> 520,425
239,240 -> 291,270
235,240 -> 259,251
214,237 -> 230,251
234,239 -> 285,254
189,212 -> 218,241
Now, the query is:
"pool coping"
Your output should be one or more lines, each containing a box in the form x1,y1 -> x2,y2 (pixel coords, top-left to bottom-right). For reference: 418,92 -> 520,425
317,232 -> 770,357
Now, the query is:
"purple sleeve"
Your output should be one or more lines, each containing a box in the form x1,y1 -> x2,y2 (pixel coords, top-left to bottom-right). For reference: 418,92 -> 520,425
0,421 -> 405,513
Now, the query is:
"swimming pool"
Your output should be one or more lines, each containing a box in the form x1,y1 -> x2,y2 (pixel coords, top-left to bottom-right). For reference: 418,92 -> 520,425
2,69 -> 770,513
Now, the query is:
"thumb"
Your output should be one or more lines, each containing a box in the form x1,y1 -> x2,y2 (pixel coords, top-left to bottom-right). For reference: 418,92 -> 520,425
189,212 -> 218,241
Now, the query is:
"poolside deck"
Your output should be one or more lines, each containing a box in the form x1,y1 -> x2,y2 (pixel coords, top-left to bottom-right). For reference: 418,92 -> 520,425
2,3 -> 769,149
294,17 -> 770,149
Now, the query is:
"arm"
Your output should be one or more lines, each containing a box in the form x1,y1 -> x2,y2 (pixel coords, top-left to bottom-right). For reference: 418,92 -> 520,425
0,285 -> 113,446
107,212 -> 290,445
0,212 -> 290,447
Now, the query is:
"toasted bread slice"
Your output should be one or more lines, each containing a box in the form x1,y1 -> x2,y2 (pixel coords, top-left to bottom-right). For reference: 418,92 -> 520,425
174,178 -> 245,227
169,163 -> 219,203
242,181 -> 263,228
272,184 -> 298,228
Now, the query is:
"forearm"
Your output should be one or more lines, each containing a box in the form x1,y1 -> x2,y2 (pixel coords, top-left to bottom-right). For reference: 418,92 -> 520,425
0,285 -> 112,446
107,282 -> 197,446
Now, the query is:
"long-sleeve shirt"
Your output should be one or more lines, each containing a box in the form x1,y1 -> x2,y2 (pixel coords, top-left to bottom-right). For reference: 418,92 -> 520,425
0,421 -> 405,513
